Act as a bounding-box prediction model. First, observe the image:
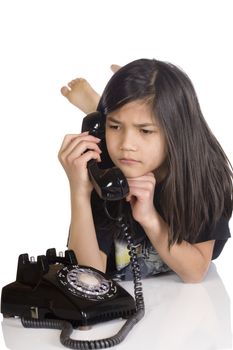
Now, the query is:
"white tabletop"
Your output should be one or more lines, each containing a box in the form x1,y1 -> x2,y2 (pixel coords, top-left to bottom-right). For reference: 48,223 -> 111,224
1,263 -> 232,350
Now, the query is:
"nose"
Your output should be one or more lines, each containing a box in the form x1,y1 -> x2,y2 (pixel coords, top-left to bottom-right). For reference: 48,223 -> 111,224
120,130 -> 137,151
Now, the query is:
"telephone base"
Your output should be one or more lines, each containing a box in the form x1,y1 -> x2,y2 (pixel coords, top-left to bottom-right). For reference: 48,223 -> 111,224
1,248 -> 136,327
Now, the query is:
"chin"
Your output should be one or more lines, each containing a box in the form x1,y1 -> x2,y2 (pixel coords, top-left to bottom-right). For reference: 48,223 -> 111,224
119,168 -> 146,179
112,160 -> 147,178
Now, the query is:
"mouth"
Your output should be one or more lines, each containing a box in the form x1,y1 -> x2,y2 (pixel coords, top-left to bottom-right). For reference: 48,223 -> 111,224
118,158 -> 141,165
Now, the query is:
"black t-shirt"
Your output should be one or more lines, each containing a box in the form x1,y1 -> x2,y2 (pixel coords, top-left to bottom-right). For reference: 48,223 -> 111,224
91,185 -> 231,280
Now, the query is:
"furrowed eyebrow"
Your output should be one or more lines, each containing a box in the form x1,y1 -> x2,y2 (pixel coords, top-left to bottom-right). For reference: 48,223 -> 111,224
135,123 -> 157,128
107,116 -> 158,127
107,116 -> 121,124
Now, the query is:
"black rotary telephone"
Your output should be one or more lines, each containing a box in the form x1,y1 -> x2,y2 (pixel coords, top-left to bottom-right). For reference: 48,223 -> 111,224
0,112 -> 145,349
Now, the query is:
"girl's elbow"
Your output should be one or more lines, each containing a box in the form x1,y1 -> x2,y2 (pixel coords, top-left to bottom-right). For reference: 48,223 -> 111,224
180,267 -> 209,284
182,275 -> 204,284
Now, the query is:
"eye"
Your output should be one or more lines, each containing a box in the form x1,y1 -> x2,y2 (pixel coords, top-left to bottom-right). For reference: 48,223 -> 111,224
140,129 -> 154,134
108,124 -> 121,130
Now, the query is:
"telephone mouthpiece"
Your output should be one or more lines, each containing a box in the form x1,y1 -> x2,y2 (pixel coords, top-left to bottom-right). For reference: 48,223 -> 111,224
87,160 -> 129,201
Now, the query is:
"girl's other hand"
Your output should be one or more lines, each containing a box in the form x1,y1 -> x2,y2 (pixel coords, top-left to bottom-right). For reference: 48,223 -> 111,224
126,172 -> 157,225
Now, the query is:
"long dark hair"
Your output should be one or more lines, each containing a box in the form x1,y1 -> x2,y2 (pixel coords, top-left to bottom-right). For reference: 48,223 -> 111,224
97,58 -> 233,245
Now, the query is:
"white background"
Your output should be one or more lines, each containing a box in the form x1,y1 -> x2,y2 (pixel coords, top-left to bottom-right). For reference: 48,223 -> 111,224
0,1 -> 232,349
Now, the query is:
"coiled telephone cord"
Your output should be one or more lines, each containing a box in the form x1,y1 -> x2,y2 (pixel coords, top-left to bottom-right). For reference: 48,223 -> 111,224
21,202 -> 145,349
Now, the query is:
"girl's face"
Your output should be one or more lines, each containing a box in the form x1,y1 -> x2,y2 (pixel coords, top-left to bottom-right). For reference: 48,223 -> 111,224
105,100 -> 167,179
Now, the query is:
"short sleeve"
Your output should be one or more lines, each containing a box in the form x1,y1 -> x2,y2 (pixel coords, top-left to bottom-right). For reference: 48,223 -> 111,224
194,216 -> 231,259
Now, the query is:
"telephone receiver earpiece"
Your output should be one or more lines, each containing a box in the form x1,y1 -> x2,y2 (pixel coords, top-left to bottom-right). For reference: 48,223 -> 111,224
81,112 -> 129,201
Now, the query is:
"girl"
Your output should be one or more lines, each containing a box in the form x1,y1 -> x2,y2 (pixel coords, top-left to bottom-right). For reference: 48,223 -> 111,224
59,59 -> 232,283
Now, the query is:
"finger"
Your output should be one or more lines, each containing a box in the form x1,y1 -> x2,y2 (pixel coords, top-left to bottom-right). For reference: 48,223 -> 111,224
127,176 -> 155,187
78,150 -> 102,166
64,141 -> 102,164
64,135 -> 101,156
59,132 -> 87,152
68,150 -> 101,170
127,182 -> 154,191
127,172 -> 155,181
59,133 -> 100,158
127,179 -> 156,199
126,194 -> 132,202
128,187 -> 151,201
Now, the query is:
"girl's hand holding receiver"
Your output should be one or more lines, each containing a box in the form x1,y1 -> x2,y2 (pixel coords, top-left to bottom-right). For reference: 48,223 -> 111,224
58,131 -> 102,197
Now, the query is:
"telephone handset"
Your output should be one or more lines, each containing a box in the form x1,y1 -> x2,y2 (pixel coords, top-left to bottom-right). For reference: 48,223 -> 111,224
81,112 -> 129,201
0,112 -> 145,349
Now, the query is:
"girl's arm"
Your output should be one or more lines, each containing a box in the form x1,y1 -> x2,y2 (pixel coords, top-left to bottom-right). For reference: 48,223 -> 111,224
68,191 -> 107,272
143,214 -> 215,283
127,173 -> 215,283
58,133 -> 107,272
